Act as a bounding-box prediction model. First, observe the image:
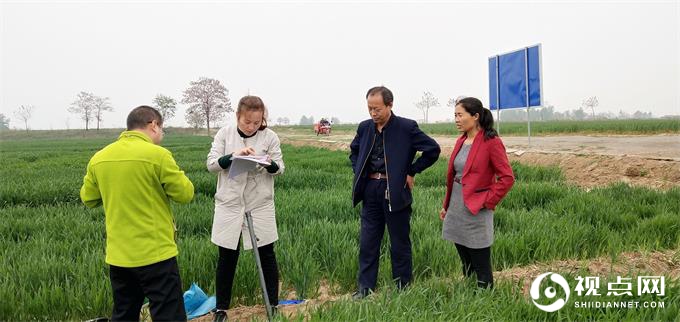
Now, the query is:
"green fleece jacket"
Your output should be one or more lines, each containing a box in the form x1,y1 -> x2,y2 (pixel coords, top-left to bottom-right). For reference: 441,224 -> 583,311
80,131 -> 194,267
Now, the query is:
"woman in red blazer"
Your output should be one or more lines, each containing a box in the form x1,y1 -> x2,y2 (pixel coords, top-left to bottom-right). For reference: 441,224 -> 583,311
439,97 -> 514,289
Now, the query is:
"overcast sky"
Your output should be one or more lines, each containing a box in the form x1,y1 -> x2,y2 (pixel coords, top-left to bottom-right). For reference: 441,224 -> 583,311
1,1 -> 678,130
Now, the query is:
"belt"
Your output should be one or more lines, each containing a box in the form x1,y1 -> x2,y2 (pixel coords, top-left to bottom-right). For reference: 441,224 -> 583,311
453,177 -> 461,184
368,173 -> 388,180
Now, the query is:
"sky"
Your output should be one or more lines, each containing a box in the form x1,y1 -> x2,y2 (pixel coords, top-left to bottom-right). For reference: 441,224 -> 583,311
1,0 -> 678,130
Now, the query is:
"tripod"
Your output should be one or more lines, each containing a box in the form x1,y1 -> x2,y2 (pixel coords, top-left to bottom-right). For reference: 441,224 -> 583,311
244,211 -> 274,322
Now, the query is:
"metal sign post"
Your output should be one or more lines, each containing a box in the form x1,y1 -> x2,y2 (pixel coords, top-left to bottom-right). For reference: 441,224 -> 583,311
488,44 -> 543,146
524,47 -> 531,147
496,54 -> 501,135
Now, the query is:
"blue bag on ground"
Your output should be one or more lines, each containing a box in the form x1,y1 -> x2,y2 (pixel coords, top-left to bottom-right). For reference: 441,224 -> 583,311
183,283 -> 216,320
279,299 -> 305,305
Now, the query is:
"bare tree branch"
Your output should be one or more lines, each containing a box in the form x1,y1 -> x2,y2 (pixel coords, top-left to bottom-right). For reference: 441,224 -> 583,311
14,105 -> 35,131
68,92 -> 96,130
93,96 -> 113,130
414,91 -> 440,123
582,96 -> 599,119
447,96 -> 466,108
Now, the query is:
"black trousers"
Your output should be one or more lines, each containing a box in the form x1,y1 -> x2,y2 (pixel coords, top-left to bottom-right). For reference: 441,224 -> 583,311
358,179 -> 413,291
455,243 -> 493,289
109,257 -> 186,322
216,240 -> 279,310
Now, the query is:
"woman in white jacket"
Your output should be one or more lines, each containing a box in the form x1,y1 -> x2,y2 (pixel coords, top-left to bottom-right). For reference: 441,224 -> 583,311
206,96 -> 284,321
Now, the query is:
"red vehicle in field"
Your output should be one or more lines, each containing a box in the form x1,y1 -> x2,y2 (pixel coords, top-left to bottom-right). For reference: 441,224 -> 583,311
314,118 -> 332,136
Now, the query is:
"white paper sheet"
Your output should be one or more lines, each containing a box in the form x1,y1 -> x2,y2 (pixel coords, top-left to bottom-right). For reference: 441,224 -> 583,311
227,155 -> 271,179
232,155 -> 271,165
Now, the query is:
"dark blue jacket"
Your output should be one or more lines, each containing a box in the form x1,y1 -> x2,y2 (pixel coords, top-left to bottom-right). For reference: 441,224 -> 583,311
350,113 -> 441,212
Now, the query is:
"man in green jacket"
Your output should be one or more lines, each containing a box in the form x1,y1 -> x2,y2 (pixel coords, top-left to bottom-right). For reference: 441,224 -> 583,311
80,105 -> 194,321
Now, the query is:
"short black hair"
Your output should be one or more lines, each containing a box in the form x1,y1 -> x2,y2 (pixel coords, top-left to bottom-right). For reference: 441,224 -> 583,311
127,105 -> 163,130
366,86 -> 394,107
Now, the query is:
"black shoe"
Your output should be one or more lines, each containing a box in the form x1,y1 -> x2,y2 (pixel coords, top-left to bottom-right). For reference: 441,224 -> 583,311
213,309 -> 227,322
352,288 -> 371,300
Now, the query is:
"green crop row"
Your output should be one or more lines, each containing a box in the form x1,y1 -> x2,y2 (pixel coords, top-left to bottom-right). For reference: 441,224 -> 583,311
0,134 -> 677,320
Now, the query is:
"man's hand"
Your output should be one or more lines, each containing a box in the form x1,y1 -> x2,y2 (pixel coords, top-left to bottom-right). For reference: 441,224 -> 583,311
236,147 -> 255,156
406,175 -> 415,190
439,208 -> 446,221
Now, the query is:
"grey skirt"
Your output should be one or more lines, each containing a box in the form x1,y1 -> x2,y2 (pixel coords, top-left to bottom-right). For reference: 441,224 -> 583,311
442,182 -> 494,249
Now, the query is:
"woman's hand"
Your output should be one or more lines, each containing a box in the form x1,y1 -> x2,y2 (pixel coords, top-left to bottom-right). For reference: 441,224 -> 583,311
439,208 -> 446,221
236,147 -> 256,156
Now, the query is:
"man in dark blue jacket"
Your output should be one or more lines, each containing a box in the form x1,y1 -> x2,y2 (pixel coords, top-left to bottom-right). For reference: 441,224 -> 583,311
350,86 -> 441,299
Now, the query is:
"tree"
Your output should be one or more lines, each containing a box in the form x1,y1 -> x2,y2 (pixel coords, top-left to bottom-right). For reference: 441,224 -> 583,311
415,91 -> 440,123
68,92 -> 111,130
68,91 -> 96,130
298,115 -> 316,125
538,104 -> 555,121
446,98 -> 456,108
276,117 -> 290,125
331,117 -> 340,124
181,77 -> 232,134
93,96 -> 113,130
446,95 -> 466,108
186,109 -> 205,130
573,108 -> 586,120
0,113 -> 10,130
13,105 -> 34,131
582,96 -> 599,118
153,94 -> 177,123
633,110 -> 652,119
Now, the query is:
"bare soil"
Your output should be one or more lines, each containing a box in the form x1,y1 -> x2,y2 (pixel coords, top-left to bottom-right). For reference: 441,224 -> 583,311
277,129 -> 680,190
192,249 -> 679,321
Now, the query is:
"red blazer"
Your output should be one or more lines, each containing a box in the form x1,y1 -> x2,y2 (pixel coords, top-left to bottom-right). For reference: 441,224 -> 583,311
443,132 -> 515,215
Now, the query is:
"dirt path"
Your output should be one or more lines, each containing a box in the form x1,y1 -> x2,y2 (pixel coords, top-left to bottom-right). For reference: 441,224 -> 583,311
193,249 -> 679,321
495,249 -> 680,295
437,134 -> 680,160
277,129 -> 680,190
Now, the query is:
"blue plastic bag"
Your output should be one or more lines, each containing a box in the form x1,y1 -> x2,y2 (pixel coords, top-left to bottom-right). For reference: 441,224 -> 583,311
279,299 -> 305,305
183,283 -> 216,320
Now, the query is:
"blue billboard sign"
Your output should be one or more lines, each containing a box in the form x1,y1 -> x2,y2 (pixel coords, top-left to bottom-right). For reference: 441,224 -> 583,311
489,44 -> 543,110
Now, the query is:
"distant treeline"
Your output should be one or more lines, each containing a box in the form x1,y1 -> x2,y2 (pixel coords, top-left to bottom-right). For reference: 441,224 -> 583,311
2,118 -> 678,140
278,118 -> 680,136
